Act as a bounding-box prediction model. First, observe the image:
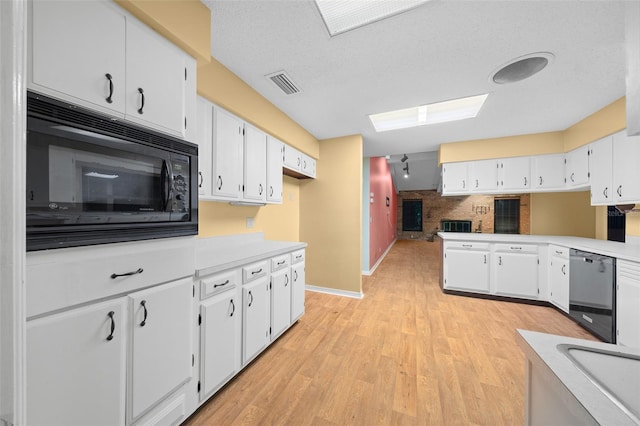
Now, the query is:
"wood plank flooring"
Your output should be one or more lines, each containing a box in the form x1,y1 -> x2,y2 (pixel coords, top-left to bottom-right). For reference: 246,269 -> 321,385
184,240 -> 596,425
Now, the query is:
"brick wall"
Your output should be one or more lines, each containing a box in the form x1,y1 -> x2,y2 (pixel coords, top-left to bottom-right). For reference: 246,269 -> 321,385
397,190 -> 530,240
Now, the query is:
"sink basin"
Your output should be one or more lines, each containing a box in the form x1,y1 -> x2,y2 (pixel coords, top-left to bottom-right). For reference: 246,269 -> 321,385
557,344 -> 640,424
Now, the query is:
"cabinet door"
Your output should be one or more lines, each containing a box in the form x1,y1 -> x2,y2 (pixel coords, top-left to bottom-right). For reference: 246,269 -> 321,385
291,262 -> 306,322
589,136 -> 613,205
617,261 -> 640,348
301,154 -> 316,178
242,278 -> 270,365
499,157 -> 531,191
30,1 -> 126,116
243,124 -> 267,201
441,162 -> 468,194
266,136 -> 284,203
195,97 -> 213,197
129,278 -> 192,422
469,159 -> 499,192
549,256 -> 570,312
565,145 -> 590,188
532,154 -> 565,190
212,107 -> 243,199
613,131 -> 640,203
443,249 -> 490,293
200,289 -> 241,398
283,144 -> 301,171
125,18 -> 190,137
271,268 -> 292,339
27,298 -> 127,426
494,252 -> 539,298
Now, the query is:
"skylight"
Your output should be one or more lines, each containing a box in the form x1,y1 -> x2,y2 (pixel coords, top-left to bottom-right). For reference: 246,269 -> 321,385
314,0 -> 431,37
368,94 -> 489,132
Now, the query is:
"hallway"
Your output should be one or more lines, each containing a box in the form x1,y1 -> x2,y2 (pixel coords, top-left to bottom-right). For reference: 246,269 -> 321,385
186,239 -> 595,425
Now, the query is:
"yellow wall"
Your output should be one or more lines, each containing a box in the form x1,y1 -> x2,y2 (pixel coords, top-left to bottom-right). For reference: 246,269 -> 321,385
300,135 -> 363,294
198,177 -> 300,241
115,0 -> 211,63
197,59 -> 319,159
438,131 -> 564,164
563,98 -> 626,151
530,192 -> 596,238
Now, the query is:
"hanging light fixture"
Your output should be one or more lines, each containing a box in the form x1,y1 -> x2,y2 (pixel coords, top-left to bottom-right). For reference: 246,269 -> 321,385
403,162 -> 410,178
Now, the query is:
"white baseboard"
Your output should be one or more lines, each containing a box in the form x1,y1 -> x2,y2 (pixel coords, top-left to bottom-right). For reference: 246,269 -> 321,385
362,239 -> 397,276
305,285 -> 364,299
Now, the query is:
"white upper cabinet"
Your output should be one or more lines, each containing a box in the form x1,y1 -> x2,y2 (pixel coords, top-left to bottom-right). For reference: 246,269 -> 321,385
565,144 -> 590,188
612,130 -> 640,203
266,136 -> 284,203
499,157 -> 531,192
30,1 -> 126,116
125,18 -> 194,137
195,98 -> 213,196
300,153 -> 317,178
531,154 -> 566,190
243,124 -> 267,202
29,1 -> 195,139
469,159 -> 499,192
283,145 -> 302,172
589,135 -> 613,205
212,107 -> 244,200
441,162 -> 468,194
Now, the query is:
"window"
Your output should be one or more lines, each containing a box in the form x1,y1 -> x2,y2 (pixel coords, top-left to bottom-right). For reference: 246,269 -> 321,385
494,198 -> 520,234
402,199 -> 422,231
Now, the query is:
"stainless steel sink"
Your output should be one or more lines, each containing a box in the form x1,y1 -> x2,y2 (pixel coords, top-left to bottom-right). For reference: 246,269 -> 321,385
557,344 -> 640,424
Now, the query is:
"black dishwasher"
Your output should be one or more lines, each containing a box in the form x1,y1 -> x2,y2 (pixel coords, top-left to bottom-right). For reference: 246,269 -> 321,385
569,249 -> 616,343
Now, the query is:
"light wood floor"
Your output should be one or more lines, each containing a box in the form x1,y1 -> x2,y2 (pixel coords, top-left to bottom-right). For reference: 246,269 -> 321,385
185,240 -> 596,425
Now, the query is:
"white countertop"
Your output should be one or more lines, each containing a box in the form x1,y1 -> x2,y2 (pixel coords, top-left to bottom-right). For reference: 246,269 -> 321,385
195,232 -> 306,277
516,330 -> 640,425
438,232 -> 640,263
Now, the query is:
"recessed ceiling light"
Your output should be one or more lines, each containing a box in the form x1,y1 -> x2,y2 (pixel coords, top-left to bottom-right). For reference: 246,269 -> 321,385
492,52 -> 554,84
368,94 -> 489,132
314,0 -> 431,37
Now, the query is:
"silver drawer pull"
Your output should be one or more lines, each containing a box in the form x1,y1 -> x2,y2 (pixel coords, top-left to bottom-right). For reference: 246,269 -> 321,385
277,260 -> 285,265
555,250 -> 563,255
295,255 -> 303,259
510,246 -> 522,250
462,244 -> 472,248
110,268 -> 143,279
251,268 -> 263,275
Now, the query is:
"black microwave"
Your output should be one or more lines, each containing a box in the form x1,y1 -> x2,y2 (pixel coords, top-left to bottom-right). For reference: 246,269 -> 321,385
26,92 -> 198,251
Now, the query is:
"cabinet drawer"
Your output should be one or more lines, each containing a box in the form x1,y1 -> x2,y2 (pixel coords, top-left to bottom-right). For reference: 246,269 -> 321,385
26,237 -> 195,317
271,254 -> 290,272
242,261 -> 268,284
494,243 -> 538,254
445,241 -> 490,251
549,245 -> 570,259
201,269 -> 239,300
291,249 -> 305,264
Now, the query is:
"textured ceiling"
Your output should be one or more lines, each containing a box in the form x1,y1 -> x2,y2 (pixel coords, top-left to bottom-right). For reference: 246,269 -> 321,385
204,0 -> 626,157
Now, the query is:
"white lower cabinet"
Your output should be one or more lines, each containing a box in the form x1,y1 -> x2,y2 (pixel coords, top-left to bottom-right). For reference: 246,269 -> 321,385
443,242 -> 490,293
27,298 -> 127,426
549,246 -> 570,313
616,260 -> 640,348
291,249 -> 306,322
128,278 -> 193,423
493,244 -> 539,298
271,266 -> 292,340
200,284 -> 241,399
242,277 -> 271,365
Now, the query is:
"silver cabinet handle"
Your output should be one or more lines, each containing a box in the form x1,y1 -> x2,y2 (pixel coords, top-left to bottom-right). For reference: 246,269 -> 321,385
524,176 -> 527,186
617,185 -> 622,197
561,264 -> 566,275
498,256 -> 502,266
483,255 -> 487,264
539,176 -> 543,186
603,187 -> 608,198
570,172 -> 575,182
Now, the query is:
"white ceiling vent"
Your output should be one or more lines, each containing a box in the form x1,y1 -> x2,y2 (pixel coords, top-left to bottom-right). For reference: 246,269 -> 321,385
265,71 -> 302,95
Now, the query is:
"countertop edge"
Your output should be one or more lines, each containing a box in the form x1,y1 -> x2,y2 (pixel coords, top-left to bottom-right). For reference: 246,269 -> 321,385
515,329 -> 639,426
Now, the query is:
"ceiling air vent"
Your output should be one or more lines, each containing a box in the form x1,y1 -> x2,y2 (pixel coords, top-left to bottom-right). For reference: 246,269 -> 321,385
265,70 -> 302,95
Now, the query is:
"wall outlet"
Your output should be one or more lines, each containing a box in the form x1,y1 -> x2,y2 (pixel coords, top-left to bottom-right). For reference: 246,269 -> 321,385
246,218 -> 254,229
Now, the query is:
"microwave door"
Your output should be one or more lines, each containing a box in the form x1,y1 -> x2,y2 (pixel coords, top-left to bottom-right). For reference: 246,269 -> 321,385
160,159 -> 173,213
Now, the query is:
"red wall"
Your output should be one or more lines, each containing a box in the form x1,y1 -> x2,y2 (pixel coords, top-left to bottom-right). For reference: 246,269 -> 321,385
369,157 -> 397,269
